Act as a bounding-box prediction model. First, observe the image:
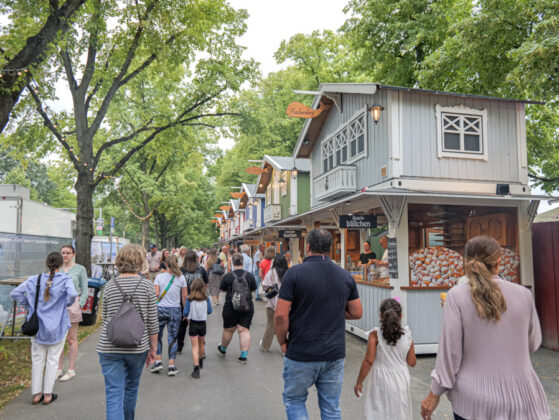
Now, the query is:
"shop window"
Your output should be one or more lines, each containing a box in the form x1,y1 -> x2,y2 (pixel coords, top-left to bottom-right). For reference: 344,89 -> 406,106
436,105 -> 488,160
321,109 -> 367,173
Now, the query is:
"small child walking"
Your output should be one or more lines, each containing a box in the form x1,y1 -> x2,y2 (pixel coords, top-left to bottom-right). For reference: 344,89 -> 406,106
183,278 -> 212,379
354,298 -> 416,420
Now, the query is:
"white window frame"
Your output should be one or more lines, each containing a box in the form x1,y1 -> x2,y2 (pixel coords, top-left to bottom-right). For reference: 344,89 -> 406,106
320,107 -> 368,174
436,104 -> 488,161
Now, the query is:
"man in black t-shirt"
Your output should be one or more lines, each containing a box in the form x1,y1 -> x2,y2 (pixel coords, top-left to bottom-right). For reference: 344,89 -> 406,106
275,229 -> 362,419
217,253 -> 257,364
358,240 -> 376,267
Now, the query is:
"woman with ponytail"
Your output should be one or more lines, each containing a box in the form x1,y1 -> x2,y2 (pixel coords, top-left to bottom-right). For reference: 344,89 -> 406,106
421,236 -> 550,420
354,298 -> 416,419
10,252 -> 77,405
151,254 -> 187,376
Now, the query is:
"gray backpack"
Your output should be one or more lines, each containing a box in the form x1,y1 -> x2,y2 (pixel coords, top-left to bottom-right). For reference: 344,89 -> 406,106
106,278 -> 145,348
231,271 -> 250,312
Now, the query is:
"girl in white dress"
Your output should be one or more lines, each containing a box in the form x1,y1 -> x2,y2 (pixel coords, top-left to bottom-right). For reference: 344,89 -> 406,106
354,298 -> 416,420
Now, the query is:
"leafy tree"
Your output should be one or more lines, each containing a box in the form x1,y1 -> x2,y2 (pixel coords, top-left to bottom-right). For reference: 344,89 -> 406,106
2,0 -> 255,271
342,0 -> 470,86
0,0 -> 86,131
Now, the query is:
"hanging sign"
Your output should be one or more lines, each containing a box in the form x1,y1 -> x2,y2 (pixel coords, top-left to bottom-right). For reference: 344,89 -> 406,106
230,192 -> 244,199
339,214 -> 377,229
245,166 -> 265,175
279,230 -> 302,239
388,237 -> 398,279
286,102 -> 323,119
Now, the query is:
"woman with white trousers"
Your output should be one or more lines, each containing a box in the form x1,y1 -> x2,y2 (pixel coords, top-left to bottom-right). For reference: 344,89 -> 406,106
11,251 -> 77,405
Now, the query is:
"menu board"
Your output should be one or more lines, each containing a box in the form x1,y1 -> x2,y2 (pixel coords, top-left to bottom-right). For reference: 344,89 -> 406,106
388,237 -> 398,279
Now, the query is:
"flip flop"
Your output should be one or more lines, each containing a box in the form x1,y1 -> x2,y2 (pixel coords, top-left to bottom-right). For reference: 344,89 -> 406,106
32,394 -> 44,405
43,394 -> 58,405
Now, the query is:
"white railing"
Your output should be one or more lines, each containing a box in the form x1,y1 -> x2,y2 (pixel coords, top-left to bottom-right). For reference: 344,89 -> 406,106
314,165 -> 357,201
264,204 -> 282,224
242,218 -> 255,232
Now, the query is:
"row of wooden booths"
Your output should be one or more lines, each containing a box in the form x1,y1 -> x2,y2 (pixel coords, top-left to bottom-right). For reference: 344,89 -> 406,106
215,83 -> 549,353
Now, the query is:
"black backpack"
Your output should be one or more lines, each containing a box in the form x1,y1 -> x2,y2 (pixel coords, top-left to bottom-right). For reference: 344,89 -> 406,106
231,271 -> 250,312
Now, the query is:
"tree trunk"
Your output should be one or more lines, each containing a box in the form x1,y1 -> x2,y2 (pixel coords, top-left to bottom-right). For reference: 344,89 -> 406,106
141,219 -> 150,249
75,172 -> 94,275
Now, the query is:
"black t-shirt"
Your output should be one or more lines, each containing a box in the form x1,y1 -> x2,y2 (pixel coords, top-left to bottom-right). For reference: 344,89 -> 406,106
181,266 -> 209,293
278,255 -> 359,362
219,269 -> 257,308
359,251 -> 377,264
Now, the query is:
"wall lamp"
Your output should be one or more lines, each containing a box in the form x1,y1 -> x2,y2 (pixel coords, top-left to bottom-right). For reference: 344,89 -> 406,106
368,105 -> 384,124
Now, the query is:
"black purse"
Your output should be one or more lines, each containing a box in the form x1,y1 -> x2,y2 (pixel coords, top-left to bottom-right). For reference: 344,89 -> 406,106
265,284 -> 279,299
21,273 -> 42,336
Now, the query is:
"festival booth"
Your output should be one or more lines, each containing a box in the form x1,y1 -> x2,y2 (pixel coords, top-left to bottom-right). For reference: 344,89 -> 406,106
285,83 -> 548,353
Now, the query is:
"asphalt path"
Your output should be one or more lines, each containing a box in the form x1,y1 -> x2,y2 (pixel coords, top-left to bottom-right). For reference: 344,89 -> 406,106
2,296 -> 557,419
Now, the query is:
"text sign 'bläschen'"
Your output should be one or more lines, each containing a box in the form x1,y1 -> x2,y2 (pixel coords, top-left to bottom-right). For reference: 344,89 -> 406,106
339,214 -> 377,229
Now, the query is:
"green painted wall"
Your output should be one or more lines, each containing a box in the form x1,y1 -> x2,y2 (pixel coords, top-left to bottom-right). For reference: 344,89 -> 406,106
297,173 -> 311,214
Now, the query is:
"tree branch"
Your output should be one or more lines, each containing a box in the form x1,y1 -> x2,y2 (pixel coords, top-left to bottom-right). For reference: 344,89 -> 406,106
88,2 -> 156,136
26,83 -> 79,167
84,46 -> 114,114
60,48 -> 78,94
148,158 -> 157,176
155,161 -> 170,182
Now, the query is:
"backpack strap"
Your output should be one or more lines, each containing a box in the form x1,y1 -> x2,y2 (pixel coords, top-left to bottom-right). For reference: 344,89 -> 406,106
113,277 -> 143,299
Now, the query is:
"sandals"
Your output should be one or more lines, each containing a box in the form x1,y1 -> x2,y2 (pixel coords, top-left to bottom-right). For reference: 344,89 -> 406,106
32,394 -> 44,405
43,394 -> 58,405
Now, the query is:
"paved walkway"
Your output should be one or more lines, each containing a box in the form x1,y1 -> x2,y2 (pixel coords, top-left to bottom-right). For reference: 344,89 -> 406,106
2,298 -> 558,419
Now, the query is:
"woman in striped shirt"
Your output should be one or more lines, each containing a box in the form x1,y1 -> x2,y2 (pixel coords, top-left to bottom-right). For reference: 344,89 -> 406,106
97,244 -> 158,420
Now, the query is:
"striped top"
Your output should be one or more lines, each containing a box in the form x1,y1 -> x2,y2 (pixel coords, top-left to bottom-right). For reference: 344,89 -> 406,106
96,276 -> 158,354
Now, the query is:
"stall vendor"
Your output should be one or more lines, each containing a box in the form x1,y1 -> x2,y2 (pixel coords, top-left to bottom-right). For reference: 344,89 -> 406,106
358,241 -> 377,267
372,236 -> 389,278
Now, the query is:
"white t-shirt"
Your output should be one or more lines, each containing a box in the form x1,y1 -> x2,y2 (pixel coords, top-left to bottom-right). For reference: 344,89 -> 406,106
379,249 -> 389,278
154,272 -> 187,308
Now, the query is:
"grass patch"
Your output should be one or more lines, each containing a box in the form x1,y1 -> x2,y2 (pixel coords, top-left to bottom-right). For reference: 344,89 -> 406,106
0,304 -> 102,411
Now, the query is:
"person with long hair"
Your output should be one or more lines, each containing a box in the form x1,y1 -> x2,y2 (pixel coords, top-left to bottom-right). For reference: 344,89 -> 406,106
421,236 -> 550,420
177,246 -> 187,267
11,252 -> 78,405
206,249 -> 223,305
159,248 -> 170,271
151,255 -> 187,376
354,298 -> 416,419
97,244 -> 158,419
57,245 -> 89,382
176,250 -> 208,354
259,254 -> 288,351
258,246 -> 276,283
183,278 -> 212,378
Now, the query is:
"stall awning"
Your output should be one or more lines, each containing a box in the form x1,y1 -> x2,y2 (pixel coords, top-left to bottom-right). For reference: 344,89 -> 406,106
265,188 -> 555,229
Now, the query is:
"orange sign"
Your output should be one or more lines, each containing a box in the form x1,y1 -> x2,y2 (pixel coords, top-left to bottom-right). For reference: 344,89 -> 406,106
219,206 -> 230,211
245,166 -> 265,175
211,220 -> 218,224
287,102 -> 323,119
230,192 -> 244,199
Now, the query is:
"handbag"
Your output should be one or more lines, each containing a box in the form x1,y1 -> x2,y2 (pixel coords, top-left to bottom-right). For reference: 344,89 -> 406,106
211,263 -> 224,276
21,273 -> 42,336
264,270 -> 279,300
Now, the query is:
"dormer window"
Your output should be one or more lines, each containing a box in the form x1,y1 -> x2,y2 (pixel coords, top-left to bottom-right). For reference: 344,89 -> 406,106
436,105 -> 488,160
321,109 -> 367,173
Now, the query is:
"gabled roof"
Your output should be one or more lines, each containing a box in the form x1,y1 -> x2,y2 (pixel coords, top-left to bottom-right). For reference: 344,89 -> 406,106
254,155 -> 310,194
293,83 -> 544,159
241,183 -> 263,199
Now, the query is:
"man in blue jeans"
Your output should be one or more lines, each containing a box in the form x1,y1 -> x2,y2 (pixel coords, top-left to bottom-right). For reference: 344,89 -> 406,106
275,229 -> 362,420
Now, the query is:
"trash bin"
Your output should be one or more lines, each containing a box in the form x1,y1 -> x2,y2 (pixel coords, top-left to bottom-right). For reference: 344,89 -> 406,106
81,277 -> 106,326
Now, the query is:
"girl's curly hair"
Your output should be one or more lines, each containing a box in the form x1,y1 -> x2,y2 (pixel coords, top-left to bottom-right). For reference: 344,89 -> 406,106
380,298 -> 404,346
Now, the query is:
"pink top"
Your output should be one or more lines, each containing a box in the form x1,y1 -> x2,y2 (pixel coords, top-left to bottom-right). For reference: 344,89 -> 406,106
431,277 -> 550,420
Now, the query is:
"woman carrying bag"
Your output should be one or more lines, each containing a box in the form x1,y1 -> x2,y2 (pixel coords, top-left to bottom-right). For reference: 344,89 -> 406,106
11,252 -> 78,405
206,249 -> 224,305
259,254 -> 288,352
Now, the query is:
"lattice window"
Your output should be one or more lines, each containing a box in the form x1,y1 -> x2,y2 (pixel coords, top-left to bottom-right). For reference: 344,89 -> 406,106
436,105 -> 488,160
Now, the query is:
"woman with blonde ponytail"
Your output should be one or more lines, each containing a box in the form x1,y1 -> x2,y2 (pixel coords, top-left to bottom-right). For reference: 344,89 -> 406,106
10,252 -> 77,405
421,236 -> 550,420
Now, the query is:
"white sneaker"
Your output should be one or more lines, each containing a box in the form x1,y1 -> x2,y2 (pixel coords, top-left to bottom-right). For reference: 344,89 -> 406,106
59,370 -> 76,381
56,370 -> 63,380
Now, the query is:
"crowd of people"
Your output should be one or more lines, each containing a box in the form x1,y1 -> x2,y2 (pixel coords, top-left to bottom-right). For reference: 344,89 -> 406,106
9,231 -> 551,420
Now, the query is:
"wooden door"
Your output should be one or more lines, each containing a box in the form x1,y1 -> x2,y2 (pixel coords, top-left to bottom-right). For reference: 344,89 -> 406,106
466,217 -> 484,239
486,213 -> 507,246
